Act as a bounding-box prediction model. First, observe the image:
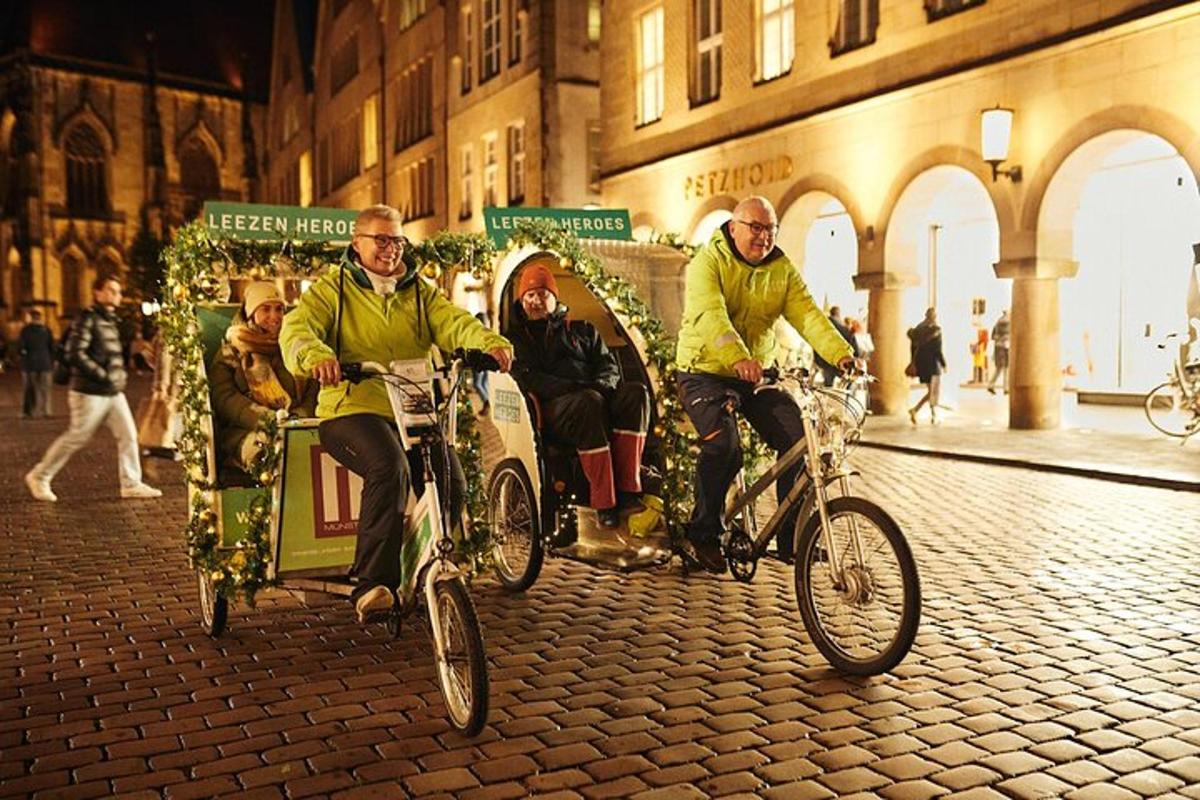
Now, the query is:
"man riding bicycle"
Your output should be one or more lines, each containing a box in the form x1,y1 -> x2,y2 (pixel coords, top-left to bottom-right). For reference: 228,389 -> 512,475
675,196 -> 856,573
281,205 -> 512,622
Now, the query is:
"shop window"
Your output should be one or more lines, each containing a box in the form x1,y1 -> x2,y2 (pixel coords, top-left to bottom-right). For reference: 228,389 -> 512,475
692,0 -> 722,106
636,5 -> 664,126
756,0 -> 794,82
925,0 -> 985,22
64,123 -> 109,218
507,122 -> 525,205
830,0 -> 879,56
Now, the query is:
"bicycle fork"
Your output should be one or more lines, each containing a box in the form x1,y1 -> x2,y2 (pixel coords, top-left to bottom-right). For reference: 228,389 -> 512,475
801,417 -> 865,586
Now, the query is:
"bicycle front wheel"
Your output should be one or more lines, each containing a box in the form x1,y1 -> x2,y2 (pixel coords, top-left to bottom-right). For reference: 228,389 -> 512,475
432,578 -> 489,735
794,497 -> 920,676
1144,382 -> 1197,437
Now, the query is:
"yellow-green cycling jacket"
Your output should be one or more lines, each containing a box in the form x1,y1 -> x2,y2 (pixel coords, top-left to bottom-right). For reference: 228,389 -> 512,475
280,252 -> 511,420
675,224 -> 854,377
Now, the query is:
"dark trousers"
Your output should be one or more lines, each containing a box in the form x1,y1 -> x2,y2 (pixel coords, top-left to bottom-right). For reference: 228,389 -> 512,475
543,383 -> 650,449
319,414 -> 465,598
22,371 -> 51,417
678,372 -> 806,548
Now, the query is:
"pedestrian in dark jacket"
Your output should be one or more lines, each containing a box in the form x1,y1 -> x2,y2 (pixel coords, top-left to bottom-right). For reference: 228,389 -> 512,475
907,307 -> 947,425
25,276 -> 161,502
18,309 -> 55,417
509,259 -> 650,530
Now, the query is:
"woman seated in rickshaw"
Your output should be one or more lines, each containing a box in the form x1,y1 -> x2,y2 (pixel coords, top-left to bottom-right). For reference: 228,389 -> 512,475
211,281 -> 318,472
508,259 -> 649,528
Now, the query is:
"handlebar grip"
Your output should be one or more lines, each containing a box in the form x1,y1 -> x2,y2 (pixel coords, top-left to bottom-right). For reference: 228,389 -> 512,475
453,349 -> 500,372
762,367 -> 780,383
340,362 -> 364,383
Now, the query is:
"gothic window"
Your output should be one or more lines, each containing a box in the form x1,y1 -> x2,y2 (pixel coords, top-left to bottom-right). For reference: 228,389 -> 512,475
64,124 -> 109,218
61,252 -> 84,316
179,138 -> 221,221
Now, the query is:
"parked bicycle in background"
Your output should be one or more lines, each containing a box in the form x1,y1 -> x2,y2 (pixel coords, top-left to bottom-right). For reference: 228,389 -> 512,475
1144,319 -> 1200,444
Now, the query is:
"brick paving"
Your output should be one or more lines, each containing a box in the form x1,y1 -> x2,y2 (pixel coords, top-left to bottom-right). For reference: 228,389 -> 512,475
2,374 -> 1200,799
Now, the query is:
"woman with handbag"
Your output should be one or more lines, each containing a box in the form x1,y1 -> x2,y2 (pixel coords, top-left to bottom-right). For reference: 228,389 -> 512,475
907,307 -> 947,425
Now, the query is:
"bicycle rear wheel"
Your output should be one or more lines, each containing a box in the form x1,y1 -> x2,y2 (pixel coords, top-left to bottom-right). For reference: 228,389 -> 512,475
794,497 -> 920,676
431,578 -> 489,735
1144,382 -> 1198,438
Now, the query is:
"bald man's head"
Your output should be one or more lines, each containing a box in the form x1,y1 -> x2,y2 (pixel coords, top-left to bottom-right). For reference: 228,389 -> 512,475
729,196 -> 779,264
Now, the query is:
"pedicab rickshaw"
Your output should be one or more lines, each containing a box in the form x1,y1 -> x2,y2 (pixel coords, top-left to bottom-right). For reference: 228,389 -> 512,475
481,217 -> 920,676
164,203 -> 490,734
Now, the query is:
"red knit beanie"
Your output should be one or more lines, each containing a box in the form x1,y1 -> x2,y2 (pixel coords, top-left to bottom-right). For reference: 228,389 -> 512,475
515,262 -> 559,299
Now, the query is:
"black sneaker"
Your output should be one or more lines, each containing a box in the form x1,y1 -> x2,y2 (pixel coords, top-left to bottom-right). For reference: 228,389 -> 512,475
597,507 -> 621,528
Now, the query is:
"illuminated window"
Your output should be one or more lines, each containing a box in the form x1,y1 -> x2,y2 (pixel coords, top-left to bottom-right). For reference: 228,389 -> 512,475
756,0 -> 794,82
403,157 -> 434,221
635,6 -> 664,126
588,0 -> 602,44
398,0 -> 428,30
692,0 -> 721,105
362,94 -> 378,169
481,0 -> 501,81
831,0 -> 878,55
299,150 -> 313,207
396,57 -> 434,151
508,0 -> 524,64
587,120 -> 602,193
459,144 -> 474,219
482,132 -> 498,208
461,6 -> 474,94
925,0 -> 985,21
64,124 -> 109,217
507,122 -> 525,204
331,112 -> 361,190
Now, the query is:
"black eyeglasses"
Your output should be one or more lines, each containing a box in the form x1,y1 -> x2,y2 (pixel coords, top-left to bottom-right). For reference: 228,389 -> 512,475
734,219 -> 779,238
359,233 -> 408,250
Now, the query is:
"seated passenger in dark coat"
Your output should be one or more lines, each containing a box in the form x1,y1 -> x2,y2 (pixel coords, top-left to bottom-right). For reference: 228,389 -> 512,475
508,260 -> 650,528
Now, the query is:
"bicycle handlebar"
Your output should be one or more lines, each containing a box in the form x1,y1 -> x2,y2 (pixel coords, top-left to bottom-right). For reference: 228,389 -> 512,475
341,349 -> 498,384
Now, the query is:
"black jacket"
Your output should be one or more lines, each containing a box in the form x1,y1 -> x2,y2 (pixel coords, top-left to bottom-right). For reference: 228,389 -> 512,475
18,322 -> 55,372
509,305 -> 620,398
67,305 -> 127,395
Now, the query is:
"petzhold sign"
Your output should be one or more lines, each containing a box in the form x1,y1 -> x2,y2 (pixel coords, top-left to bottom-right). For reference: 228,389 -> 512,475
684,155 -> 794,201
484,207 -> 633,247
203,202 -> 359,243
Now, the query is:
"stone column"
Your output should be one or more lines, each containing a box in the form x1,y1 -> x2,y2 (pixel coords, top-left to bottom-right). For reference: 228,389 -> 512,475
994,257 -> 1078,429
855,271 -> 918,415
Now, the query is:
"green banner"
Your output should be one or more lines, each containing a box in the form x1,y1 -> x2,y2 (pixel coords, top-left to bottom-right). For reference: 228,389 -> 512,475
484,207 -> 633,246
203,201 -> 358,243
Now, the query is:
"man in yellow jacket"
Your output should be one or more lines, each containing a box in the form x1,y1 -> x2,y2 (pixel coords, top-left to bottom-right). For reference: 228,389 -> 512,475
281,205 -> 512,622
675,196 -> 855,572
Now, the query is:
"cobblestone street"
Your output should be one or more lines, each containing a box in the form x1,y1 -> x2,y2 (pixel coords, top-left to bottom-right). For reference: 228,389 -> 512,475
2,377 -> 1199,799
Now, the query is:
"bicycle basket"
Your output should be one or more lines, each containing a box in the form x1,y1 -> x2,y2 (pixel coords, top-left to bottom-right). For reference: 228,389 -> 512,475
812,386 -> 867,463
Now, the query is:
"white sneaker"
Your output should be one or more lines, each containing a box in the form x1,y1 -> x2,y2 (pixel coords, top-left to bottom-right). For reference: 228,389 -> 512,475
120,483 -> 163,499
355,585 -> 395,624
25,470 -> 57,502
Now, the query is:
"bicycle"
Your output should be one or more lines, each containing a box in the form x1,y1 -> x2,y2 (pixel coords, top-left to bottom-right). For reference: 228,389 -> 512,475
336,349 -> 496,735
1144,321 -> 1200,444
688,366 -> 921,676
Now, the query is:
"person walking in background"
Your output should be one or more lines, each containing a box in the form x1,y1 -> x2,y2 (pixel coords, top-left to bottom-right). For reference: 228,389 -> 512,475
814,306 -> 859,387
988,309 -> 1010,395
907,307 -> 947,425
25,276 -> 162,502
971,321 -> 988,384
18,309 -> 55,418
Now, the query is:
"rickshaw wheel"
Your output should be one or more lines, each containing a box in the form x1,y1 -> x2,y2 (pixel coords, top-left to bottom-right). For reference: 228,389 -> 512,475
487,459 -> 544,592
198,569 -> 228,638
432,578 -> 489,736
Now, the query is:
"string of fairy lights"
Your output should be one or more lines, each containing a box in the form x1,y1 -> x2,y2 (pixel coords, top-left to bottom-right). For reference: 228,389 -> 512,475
163,218 -> 767,603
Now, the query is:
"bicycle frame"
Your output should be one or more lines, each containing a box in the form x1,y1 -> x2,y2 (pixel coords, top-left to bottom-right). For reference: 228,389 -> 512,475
721,381 -> 862,579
